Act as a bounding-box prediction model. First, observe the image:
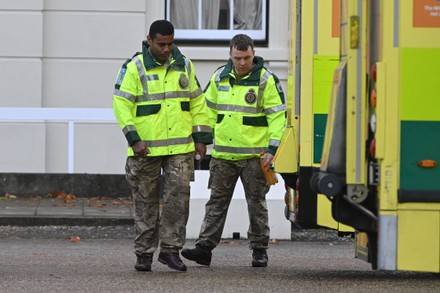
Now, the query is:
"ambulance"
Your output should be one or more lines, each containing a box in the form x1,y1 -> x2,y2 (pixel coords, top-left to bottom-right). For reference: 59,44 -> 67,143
275,0 -> 440,273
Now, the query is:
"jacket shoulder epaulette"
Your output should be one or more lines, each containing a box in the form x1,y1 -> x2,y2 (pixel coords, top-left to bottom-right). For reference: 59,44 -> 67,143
122,52 -> 142,68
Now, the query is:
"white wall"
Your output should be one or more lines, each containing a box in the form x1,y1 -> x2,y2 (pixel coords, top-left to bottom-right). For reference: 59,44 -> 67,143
0,0 -> 290,174
188,171 -> 291,240
0,0 -> 292,239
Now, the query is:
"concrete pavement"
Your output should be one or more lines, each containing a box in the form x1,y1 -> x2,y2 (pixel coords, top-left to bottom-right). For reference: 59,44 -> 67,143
0,195 -> 133,226
0,171 -> 294,239
0,195 -> 354,242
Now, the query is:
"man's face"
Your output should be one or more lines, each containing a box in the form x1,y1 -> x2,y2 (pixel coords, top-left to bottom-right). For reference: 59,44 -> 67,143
147,33 -> 174,64
230,45 -> 255,77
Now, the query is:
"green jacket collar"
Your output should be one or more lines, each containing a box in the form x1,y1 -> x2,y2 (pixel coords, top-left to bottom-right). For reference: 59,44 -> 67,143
219,56 -> 265,82
141,40 -> 186,70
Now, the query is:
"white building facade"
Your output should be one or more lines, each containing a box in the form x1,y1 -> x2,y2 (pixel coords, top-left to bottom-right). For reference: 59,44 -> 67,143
0,0 -> 291,238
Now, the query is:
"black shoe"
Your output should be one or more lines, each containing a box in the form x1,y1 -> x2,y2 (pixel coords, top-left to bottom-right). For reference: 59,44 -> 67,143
158,252 -> 187,272
181,246 -> 212,266
252,249 -> 268,267
135,254 -> 152,271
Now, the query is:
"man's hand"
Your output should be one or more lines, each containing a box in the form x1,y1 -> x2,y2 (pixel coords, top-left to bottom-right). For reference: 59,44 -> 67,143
195,143 -> 207,160
261,153 -> 274,169
132,141 -> 149,156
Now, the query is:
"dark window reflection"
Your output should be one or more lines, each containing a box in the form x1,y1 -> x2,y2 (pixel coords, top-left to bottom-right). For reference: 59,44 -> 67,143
170,0 -> 262,30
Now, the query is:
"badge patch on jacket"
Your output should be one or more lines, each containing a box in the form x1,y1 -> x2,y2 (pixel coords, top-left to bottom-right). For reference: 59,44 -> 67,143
244,88 -> 257,104
179,73 -> 189,89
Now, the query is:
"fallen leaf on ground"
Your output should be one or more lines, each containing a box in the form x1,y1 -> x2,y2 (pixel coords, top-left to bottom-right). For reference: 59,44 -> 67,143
68,236 -> 81,243
63,194 -> 75,203
50,190 -> 65,198
49,190 -> 77,203
5,193 -> 17,199
220,240 -> 240,245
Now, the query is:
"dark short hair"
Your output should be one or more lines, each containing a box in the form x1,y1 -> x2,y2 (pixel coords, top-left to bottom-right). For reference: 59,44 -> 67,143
149,20 -> 174,39
229,34 -> 254,51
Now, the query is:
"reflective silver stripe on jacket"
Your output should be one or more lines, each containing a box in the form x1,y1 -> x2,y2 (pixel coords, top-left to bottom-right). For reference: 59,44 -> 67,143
137,90 -> 197,102
133,56 -> 148,97
184,57 -> 191,76
214,145 -> 266,154
122,125 -> 136,135
114,89 -> 138,102
193,125 -> 211,133
218,85 -> 230,92
116,91 -> 193,103
206,99 -> 217,110
165,91 -> 191,99
214,69 -> 223,90
212,68 -> 273,114
190,88 -> 203,98
265,104 -> 287,115
143,136 -> 193,147
146,74 -> 159,81
269,139 -> 281,147
254,69 -> 271,111
216,104 -> 264,114
115,67 -> 127,87
137,93 -> 164,102
206,97 -> 264,114
127,55 -> 199,102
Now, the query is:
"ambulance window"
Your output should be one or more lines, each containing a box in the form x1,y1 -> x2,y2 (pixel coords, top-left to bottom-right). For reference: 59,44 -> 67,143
165,0 -> 268,44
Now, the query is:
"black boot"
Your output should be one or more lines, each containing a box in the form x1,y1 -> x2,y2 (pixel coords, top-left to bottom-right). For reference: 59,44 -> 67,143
181,246 -> 212,266
252,249 -> 268,267
135,254 -> 152,271
157,252 -> 187,272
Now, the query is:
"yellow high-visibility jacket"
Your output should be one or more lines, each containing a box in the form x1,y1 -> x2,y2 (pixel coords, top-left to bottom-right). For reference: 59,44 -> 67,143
113,41 -> 212,156
205,56 -> 286,160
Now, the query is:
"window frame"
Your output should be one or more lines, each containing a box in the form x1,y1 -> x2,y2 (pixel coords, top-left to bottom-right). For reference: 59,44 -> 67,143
165,0 -> 269,45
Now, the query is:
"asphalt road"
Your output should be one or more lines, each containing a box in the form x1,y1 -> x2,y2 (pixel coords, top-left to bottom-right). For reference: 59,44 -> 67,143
0,227 -> 439,293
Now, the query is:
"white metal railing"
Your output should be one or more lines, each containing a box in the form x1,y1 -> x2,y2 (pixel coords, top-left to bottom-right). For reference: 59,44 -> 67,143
0,107 -> 116,174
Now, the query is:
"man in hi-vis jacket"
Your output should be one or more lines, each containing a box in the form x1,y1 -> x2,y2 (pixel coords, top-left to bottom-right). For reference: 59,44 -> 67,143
182,34 -> 286,268
113,20 -> 212,272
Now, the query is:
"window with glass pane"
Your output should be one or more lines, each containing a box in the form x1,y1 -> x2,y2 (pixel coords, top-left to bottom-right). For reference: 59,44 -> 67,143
166,0 -> 267,43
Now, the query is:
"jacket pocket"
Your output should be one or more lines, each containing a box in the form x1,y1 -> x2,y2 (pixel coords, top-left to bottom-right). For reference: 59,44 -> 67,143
136,104 -> 161,116
180,101 -> 190,111
242,116 -> 268,127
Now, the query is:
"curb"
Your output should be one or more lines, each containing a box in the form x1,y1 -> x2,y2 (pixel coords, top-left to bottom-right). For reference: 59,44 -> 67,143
0,216 -> 133,227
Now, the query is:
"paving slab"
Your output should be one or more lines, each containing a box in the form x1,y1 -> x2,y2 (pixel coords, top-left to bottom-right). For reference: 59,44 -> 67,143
36,199 -> 83,216
0,199 -> 39,216
83,200 -> 132,218
0,197 -> 134,226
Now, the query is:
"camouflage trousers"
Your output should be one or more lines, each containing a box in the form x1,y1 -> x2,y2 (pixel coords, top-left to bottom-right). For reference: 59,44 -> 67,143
125,153 -> 194,255
196,157 -> 271,250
